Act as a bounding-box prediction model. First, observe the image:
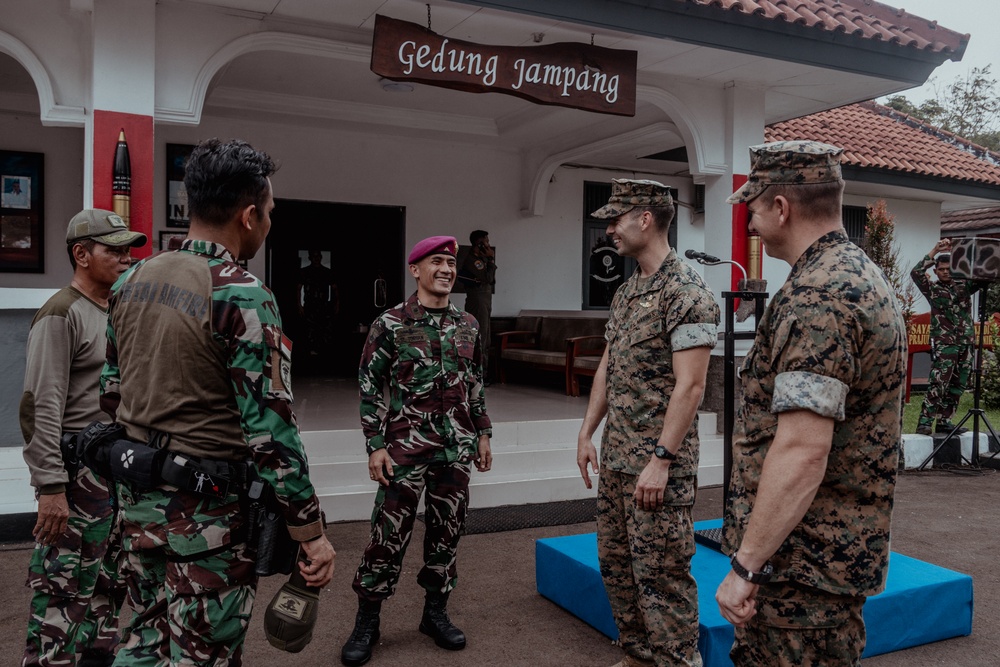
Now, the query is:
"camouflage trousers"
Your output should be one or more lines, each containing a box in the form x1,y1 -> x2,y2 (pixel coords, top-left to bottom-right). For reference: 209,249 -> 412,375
353,460 -> 471,602
112,482 -> 257,666
23,465 -> 125,667
731,580 -> 866,667
597,469 -> 701,667
918,342 -> 972,427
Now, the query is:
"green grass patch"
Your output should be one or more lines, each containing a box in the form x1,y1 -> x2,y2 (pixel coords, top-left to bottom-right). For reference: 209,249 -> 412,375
904,392 -> 1000,433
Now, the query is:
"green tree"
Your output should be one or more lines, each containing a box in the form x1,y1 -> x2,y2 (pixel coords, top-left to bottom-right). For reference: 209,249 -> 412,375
883,66 -> 1000,151
862,199 -> 916,323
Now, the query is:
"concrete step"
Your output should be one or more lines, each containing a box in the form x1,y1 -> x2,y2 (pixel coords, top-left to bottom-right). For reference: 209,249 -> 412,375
0,413 -> 725,522
311,414 -> 726,521
902,431 -> 997,469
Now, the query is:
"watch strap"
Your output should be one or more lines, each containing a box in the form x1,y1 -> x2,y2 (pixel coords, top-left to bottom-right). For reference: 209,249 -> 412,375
730,553 -> 773,584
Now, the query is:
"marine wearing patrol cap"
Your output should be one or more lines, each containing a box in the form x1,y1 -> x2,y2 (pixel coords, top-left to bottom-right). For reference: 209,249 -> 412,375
66,208 -> 147,247
590,178 -> 674,219
727,140 -> 844,204
408,235 -> 458,264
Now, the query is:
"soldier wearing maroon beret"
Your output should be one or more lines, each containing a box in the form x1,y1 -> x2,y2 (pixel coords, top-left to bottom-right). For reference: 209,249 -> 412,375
342,235 -> 493,666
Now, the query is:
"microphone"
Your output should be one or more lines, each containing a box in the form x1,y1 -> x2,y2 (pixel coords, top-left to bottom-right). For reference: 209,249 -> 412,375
684,249 -> 722,263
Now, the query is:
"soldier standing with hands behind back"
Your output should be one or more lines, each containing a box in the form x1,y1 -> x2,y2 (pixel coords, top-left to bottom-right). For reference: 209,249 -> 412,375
460,230 -> 496,376
911,237 -> 981,436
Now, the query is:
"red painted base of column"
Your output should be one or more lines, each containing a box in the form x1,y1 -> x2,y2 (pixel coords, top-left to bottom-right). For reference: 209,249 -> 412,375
730,173 -> 749,291
93,111 -> 154,259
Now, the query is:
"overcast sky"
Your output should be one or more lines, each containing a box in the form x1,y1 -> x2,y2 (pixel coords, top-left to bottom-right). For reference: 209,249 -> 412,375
885,0 -> 1000,103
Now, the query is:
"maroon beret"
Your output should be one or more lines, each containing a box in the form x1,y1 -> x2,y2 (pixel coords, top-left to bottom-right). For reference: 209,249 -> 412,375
408,235 -> 458,264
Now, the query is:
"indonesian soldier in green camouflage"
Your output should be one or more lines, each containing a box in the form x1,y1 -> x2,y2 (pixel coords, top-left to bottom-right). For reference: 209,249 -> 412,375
717,141 -> 907,666
20,209 -> 145,667
911,238 -> 982,435
578,179 -> 719,667
99,139 -> 335,666
342,235 -> 493,667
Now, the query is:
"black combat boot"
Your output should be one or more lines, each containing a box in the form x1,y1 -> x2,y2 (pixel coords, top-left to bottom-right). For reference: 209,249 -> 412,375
418,591 -> 466,650
78,649 -> 116,667
341,599 -> 381,666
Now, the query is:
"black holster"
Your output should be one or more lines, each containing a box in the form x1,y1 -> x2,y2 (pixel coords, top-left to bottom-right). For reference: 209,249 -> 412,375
59,432 -> 82,478
78,421 -> 127,482
246,476 -> 297,577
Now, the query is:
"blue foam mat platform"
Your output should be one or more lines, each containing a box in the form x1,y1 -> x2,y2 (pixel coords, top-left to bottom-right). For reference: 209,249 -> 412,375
536,519 -> 973,666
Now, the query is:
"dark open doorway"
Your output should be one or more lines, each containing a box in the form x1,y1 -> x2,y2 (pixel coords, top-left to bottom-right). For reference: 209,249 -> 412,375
266,199 -> 406,377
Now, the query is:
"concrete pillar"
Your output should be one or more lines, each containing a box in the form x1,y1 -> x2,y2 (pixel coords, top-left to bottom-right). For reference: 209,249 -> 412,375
86,0 -> 156,258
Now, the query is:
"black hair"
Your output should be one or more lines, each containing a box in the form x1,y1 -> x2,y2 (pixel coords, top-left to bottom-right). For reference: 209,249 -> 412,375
470,230 -> 489,245
184,138 -> 277,226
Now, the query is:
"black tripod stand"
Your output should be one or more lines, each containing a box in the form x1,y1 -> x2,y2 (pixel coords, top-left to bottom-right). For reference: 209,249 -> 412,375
918,293 -> 1000,471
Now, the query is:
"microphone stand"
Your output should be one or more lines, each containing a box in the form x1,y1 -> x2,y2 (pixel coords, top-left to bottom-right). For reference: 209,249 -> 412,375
685,252 -> 768,552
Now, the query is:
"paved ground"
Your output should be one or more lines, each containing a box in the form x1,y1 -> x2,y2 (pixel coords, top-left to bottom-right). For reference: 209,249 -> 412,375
1,469 -> 996,666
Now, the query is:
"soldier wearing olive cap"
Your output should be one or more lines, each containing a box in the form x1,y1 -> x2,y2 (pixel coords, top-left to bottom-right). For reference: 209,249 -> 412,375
578,179 -> 719,667
343,235 -> 493,666
715,141 -> 907,666
20,209 -> 145,666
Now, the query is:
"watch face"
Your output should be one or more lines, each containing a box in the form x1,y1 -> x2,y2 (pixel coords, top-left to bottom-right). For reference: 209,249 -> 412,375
653,445 -> 675,460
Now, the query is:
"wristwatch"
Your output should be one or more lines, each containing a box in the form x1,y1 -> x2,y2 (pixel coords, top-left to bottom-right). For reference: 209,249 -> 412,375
653,445 -> 677,461
730,554 -> 773,584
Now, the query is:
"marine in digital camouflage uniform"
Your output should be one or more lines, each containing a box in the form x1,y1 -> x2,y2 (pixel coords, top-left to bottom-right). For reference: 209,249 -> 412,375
578,180 -> 719,667
910,239 -> 981,435
717,141 -> 907,666
342,235 -> 492,667
20,209 -> 145,667
99,139 -> 335,667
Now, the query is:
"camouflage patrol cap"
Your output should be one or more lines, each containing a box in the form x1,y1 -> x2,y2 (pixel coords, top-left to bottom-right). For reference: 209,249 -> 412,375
66,209 -> 147,247
727,140 -> 844,204
590,179 -> 673,219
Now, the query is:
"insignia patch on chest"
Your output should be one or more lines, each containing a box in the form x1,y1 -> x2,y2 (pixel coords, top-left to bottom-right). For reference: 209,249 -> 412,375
474,259 -> 485,270
455,329 -> 477,345
397,327 -> 430,345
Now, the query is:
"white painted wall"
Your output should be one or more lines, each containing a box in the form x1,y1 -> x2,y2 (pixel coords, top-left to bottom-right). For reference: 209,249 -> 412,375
757,192 -> 944,309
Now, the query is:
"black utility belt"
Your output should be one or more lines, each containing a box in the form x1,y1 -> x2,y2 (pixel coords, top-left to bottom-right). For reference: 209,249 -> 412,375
78,421 -> 247,499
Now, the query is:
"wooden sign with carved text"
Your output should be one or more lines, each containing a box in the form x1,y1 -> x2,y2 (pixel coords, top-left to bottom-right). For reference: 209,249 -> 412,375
371,15 -> 637,117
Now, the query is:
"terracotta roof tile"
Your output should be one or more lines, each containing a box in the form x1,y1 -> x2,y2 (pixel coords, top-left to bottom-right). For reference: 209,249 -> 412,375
941,207 -> 1000,233
766,101 -> 1000,187
687,0 -> 968,58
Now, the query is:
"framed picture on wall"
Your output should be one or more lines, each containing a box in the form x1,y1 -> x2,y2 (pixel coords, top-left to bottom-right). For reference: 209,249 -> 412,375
159,230 -> 187,252
166,143 -> 195,228
0,150 -> 44,273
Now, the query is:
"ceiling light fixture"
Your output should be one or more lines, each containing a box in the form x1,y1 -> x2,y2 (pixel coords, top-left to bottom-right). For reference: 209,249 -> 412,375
380,77 -> 414,93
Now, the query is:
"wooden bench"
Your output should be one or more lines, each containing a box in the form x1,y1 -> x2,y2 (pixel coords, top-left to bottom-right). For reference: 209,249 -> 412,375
497,310 -> 608,396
